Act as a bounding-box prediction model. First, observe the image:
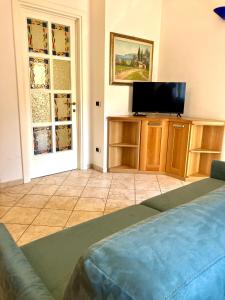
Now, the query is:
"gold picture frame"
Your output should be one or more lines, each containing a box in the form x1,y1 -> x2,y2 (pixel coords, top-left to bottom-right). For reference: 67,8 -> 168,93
110,32 -> 154,85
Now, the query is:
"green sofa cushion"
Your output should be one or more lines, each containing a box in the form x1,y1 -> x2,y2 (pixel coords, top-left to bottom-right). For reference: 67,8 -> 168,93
141,178 -> 225,212
0,224 -> 54,300
21,205 -> 159,300
211,160 -> 225,181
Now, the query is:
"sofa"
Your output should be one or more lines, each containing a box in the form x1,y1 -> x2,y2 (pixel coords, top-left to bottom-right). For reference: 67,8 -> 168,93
1,160 -> 225,300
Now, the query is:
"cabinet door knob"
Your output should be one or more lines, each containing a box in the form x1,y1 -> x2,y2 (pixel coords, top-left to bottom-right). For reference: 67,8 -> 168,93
173,124 -> 185,128
69,102 -> 76,106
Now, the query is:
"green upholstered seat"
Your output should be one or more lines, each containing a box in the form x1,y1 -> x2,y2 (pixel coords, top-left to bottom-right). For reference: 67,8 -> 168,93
141,178 -> 225,212
21,205 -> 159,300
211,160 -> 225,181
0,225 -> 54,300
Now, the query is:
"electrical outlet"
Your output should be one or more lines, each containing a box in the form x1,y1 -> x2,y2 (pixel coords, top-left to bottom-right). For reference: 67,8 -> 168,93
96,147 -> 101,153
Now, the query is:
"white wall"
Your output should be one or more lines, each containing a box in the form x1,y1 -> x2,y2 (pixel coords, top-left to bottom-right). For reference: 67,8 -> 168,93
89,0 -> 105,168
0,0 -> 23,183
104,0 -> 163,116
89,0 -> 163,170
101,0 -> 163,170
158,0 -> 225,120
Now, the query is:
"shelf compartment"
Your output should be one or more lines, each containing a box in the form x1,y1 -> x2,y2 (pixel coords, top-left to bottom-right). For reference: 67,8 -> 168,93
109,143 -> 139,148
189,148 -> 221,154
108,147 -> 139,170
187,152 -> 221,178
189,125 -> 224,152
185,172 -> 209,182
188,172 -> 208,178
108,120 -> 141,145
109,165 -> 138,172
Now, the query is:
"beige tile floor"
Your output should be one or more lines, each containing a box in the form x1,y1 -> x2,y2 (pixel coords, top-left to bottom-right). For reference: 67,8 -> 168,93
0,169 -> 189,246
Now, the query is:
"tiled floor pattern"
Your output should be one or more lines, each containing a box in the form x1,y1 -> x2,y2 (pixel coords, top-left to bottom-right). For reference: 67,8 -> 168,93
0,169 -> 190,246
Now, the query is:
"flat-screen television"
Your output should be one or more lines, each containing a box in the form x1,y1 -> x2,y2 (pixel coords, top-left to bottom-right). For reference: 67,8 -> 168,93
132,82 -> 186,114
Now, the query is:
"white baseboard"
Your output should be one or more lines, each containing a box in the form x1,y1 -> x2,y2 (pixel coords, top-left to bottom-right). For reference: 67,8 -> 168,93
89,164 -> 103,172
0,179 -> 24,190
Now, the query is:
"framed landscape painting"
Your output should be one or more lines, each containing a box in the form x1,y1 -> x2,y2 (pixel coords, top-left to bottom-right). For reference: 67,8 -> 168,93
110,32 -> 154,85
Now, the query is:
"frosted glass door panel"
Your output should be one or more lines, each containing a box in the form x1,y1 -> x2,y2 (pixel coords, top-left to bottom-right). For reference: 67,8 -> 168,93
52,23 -> 70,57
53,60 -> 71,90
56,125 -> 72,151
30,58 -> 50,89
54,94 -> 71,121
33,127 -> 52,155
27,18 -> 48,54
31,92 -> 51,123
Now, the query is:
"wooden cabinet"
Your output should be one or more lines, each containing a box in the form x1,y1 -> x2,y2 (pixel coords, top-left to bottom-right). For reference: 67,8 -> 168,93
140,120 -> 168,172
166,121 -> 190,177
107,116 -> 225,180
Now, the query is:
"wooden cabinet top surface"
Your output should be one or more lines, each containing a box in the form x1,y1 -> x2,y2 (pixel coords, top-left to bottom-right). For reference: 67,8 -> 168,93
107,115 -> 225,126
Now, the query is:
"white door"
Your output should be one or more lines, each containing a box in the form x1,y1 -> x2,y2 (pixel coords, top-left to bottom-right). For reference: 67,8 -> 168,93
24,10 -> 77,178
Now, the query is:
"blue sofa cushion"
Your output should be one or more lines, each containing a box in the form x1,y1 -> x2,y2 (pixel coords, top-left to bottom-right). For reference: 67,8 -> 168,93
0,224 -> 54,300
64,185 -> 225,300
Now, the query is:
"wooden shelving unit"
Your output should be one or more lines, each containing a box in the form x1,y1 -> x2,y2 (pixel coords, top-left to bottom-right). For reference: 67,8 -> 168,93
187,123 -> 224,179
108,119 -> 141,171
107,116 -> 225,180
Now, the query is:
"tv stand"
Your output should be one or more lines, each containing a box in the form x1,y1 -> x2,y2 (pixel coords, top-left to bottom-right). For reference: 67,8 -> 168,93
133,112 -> 146,117
107,115 -> 225,180
177,113 -> 182,118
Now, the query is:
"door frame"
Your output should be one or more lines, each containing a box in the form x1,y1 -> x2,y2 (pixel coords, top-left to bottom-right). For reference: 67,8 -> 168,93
12,0 -> 89,182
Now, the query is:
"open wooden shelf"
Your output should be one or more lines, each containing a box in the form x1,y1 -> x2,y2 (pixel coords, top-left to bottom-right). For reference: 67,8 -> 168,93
188,172 -> 208,177
186,172 -> 209,181
187,123 -> 224,178
108,146 -> 139,171
108,120 -> 141,145
189,124 -> 224,152
109,165 -> 138,172
109,143 -> 139,148
108,119 -> 141,171
189,148 -> 221,154
187,152 -> 221,178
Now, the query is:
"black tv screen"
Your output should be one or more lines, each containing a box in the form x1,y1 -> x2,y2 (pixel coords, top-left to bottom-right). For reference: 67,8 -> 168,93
132,82 -> 186,114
